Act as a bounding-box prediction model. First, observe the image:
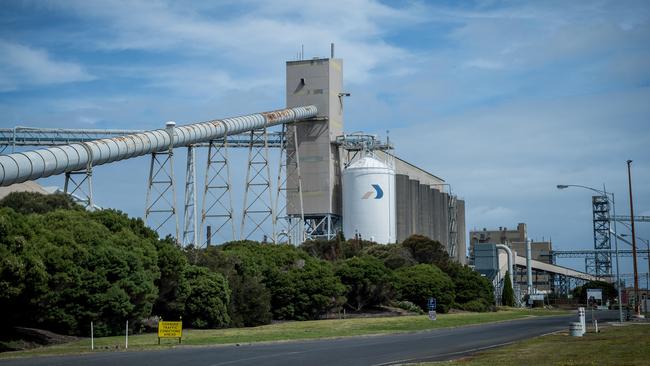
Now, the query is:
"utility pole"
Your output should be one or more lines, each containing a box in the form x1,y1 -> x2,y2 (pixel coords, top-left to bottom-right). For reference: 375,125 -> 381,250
627,160 -> 640,316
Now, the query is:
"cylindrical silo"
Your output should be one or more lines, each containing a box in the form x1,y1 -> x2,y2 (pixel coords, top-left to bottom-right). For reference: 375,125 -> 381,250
342,155 -> 396,244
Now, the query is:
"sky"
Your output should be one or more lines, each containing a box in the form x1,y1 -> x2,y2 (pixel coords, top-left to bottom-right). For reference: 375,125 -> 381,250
1,0 -> 649,278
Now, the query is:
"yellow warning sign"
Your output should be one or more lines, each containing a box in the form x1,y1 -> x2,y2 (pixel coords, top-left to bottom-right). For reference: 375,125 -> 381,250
158,321 -> 182,338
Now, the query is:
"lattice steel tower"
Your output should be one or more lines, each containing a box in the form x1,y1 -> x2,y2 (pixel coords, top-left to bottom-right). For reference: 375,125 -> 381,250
592,195 -> 612,276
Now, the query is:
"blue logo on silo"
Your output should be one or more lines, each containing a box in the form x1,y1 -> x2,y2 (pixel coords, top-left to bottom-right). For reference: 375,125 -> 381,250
362,184 -> 384,199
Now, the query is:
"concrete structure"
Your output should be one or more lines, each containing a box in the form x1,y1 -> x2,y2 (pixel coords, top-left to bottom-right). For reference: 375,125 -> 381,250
285,57 -> 344,239
470,223 -> 553,291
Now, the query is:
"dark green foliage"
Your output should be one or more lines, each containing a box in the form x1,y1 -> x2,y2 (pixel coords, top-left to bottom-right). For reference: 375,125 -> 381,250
0,207 -> 160,336
153,237 -> 190,320
182,265 -> 230,328
393,264 -> 455,313
572,280 -> 618,302
227,273 -> 272,327
501,271 -> 515,307
192,246 -> 272,327
361,244 -> 416,270
300,238 -> 375,261
220,242 -> 345,321
401,235 -> 450,269
0,192 -> 82,214
335,256 -> 395,311
445,262 -> 494,311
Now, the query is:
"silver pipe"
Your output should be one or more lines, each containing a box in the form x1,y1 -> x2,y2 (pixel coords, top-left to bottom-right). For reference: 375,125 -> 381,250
496,244 -> 514,288
526,238 -> 533,295
0,105 -> 317,187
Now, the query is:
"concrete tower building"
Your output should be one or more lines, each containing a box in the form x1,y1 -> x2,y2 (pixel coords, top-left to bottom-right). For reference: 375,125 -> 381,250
286,56 -> 344,239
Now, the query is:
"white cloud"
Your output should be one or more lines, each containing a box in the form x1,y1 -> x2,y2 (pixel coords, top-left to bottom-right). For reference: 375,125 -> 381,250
0,40 -> 94,91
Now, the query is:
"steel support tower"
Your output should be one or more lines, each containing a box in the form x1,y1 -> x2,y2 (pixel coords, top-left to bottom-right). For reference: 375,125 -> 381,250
182,145 -> 198,247
592,195 -> 612,276
240,127 -> 274,242
200,137 -> 235,246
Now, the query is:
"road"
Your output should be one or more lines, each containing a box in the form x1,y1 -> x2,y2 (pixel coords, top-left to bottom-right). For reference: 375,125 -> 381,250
1,311 -> 618,366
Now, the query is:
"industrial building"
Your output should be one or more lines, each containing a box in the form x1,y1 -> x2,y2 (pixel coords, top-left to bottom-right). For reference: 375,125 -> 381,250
470,223 -> 553,292
285,55 -> 466,261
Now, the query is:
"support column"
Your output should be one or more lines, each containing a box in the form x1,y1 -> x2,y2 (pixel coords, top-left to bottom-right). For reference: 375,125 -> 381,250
200,134 -> 235,246
64,142 -> 95,210
182,145 -> 198,247
145,121 -> 179,243
240,128 -> 274,241
274,122 -> 305,245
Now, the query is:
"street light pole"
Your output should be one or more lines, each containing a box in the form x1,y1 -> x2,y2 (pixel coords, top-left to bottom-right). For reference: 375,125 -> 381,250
626,160 -> 640,316
557,184 -> 624,323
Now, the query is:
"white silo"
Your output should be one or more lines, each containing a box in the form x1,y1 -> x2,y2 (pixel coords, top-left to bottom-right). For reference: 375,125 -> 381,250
342,155 -> 396,244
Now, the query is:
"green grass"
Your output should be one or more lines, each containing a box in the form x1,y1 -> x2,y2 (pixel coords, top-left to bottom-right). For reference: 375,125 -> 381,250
0,308 -> 568,359
424,323 -> 650,366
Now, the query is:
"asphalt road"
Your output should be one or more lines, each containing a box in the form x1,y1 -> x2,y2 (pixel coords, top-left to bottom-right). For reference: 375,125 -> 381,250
1,311 -> 619,366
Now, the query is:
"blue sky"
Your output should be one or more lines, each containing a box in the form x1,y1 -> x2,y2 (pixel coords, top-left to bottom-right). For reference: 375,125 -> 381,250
1,0 -> 649,278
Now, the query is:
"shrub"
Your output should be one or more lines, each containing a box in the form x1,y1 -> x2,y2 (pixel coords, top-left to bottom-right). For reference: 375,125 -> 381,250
458,299 -> 493,312
362,244 -> 416,270
335,256 -> 395,311
444,262 -> 493,310
401,235 -> 450,269
183,265 -> 230,328
393,264 -> 455,313
392,300 -> 424,314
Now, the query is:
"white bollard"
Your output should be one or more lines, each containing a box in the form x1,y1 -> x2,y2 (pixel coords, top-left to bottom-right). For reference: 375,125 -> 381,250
125,320 -> 129,349
570,322 -> 583,337
91,321 -> 94,350
578,307 -> 586,335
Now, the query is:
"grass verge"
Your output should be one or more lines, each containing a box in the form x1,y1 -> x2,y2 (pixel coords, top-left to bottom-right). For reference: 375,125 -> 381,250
0,308 -> 568,359
425,323 -> 650,366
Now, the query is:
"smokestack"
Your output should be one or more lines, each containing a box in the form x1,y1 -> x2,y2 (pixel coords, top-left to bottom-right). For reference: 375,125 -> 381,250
331,43 -> 335,58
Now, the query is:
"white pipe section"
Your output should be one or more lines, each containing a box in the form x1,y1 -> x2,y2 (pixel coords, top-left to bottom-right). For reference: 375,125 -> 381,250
526,238 -> 533,295
0,106 -> 317,187
496,244 -> 514,287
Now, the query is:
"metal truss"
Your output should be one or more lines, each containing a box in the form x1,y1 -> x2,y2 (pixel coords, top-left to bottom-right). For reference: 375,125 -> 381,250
613,215 -> 650,223
304,214 -> 341,241
145,126 -> 179,242
64,169 -> 94,210
182,146 -> 198,247
552,249 -> 650,259
592,195 -> 612,276
63,143 -> 95,210
201,138 -> 235,246
274,123 -> 305,245
0,126 -> 282,149
240,127 -> 274,242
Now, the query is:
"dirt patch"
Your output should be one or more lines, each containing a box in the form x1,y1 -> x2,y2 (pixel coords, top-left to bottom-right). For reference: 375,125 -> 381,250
0,327 -> 78,353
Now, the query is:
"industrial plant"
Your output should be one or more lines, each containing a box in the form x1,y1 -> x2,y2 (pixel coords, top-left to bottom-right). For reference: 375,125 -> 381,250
0,49 -> 467,265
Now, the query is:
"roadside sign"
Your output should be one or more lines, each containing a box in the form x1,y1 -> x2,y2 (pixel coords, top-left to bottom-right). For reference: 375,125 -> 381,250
428,310 -> 437,321
158,320 -> 182,344
427,297 -> 437,311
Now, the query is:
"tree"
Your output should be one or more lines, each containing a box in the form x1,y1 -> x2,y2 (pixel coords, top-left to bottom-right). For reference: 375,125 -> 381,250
153,237 -> 190,320
501,271 -> 515,307
0,192 -> 81,214
0,206 -> 160,336
335,256 -> 395,311
393,264 -> 455,313
362,244 -> 416,270
401,235 -> 450,269
183,265 -> 230,328
445,262 -> 494,311
572,280 -> 617,303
